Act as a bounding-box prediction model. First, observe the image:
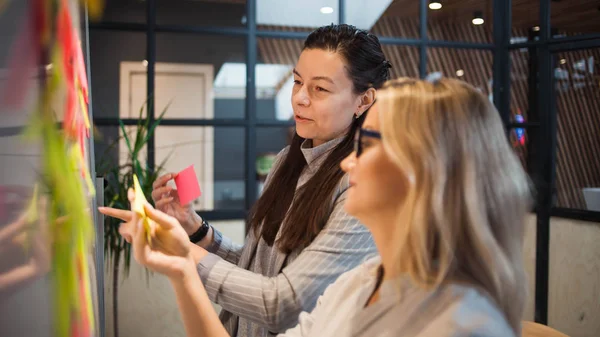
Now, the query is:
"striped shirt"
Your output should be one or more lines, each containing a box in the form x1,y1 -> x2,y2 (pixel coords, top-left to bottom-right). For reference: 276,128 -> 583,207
197,137 -> 377,337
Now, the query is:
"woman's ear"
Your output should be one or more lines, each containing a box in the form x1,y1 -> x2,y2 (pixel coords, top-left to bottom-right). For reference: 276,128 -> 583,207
357,88 -> 377,117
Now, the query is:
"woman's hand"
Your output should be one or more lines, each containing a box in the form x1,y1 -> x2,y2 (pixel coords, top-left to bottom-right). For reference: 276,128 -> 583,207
98,206 -> 135,243
0,197 -> 53,295
151,173 -> 201,235
120,188 -> 196,279
98,206 -> 132,223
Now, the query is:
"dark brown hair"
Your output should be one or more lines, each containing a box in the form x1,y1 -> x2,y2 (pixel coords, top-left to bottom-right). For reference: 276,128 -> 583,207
248,24 -> 391,253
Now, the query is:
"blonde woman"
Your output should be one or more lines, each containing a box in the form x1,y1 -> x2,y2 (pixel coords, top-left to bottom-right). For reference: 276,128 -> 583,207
120,77 -> 530,337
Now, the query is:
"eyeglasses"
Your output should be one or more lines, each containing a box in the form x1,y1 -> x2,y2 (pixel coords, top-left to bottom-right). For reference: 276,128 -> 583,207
354,128 -> 382,157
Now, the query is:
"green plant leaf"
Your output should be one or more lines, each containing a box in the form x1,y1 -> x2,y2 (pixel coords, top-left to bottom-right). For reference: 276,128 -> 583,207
99,97 -> 167,283
143,99 -> 171,146
119,120 -> 133,156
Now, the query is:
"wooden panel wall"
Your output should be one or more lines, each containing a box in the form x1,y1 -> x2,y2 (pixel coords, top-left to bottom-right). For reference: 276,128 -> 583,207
554,48 -> 600,209
548,217 -> 600,337
371,16 -> 419,38
488,215 -> 600,337
510,42 -> 600,209
257,23 -> 599,212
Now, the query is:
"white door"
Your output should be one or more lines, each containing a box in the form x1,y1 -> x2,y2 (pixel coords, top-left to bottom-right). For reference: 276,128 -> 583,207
119,61 -> 214,210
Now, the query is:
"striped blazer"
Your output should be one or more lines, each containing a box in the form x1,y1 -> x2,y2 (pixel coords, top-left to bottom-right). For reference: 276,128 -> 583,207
196,137 -> 377,337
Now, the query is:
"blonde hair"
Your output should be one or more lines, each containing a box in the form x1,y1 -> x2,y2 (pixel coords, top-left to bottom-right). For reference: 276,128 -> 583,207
378,77 -> 531,334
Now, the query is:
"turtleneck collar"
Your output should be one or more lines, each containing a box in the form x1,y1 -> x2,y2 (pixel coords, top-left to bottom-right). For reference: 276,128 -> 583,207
300,136 -> 346,169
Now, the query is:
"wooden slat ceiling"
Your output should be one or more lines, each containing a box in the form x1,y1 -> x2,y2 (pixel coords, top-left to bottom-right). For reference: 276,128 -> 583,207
383,0 -> 600,34
192,0 -> 600,35
547,0 -> 600,34
256,20 -> 600,211
193,1 -> 600,211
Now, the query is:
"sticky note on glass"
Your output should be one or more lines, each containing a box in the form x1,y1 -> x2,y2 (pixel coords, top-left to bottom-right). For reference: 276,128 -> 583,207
174,165 -> 201,206
133,175 -> 153,244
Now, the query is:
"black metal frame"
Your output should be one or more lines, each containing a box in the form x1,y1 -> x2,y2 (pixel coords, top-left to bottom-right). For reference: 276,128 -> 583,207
503,0 -> 600,324
534,0 -> 553,324
88,0 -> 600,325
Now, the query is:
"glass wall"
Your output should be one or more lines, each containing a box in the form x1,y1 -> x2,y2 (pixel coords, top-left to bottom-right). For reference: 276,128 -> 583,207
89,1 -> 600,218
90,0 -> 600,218
88,0 -> 600,333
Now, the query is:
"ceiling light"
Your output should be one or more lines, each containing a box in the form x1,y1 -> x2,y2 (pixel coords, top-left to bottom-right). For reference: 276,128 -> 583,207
560,58 -> 567,65
532,26 -> 540,31
320,6 -> 334,14
456,69 -> 465,77
429,1 -> 442,10
142,60 -> 148,67
472,11 -> 484,25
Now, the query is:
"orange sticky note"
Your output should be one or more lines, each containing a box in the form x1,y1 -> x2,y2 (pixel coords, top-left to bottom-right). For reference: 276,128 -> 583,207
174,165 -> 201,206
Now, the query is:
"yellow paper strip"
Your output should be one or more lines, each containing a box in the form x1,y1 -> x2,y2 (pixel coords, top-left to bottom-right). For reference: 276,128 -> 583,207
133,175 -> 153,244
78,89 -> 90,130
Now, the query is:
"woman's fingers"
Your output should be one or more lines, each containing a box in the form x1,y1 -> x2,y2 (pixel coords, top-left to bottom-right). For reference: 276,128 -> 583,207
128,188 -> 135,203
118,221 -> 134,243
131,217 -> 175,274
132,218 -> 149,264
144,203 -> 176,230
0,212 -> 27,243
152,173 -> 174,190
118,205 -> 141,244
155,197 -> 174,210
98,207 -> 133,222
151,186 -> 173,203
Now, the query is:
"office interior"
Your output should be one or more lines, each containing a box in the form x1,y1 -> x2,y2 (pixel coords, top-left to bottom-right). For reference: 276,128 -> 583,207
0,0 -> 599,336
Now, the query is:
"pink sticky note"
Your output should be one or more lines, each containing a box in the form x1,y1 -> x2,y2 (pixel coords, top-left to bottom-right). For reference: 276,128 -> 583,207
174,165 -> 202,205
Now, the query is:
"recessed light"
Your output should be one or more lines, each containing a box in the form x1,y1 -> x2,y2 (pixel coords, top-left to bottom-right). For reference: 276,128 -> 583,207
429,1 -> 442,10
320,6 -> 334,14
472,11 -> 484,25
142,60 -> 148,67
456,69 -> 465,77
560,59 -> 567,65
533,26 -> 540,31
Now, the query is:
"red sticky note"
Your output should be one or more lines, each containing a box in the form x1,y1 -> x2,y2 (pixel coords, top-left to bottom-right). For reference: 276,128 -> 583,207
174,165 -> 202,206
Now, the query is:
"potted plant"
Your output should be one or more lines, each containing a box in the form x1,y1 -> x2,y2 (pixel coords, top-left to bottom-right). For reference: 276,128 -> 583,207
96,101 -> 169,337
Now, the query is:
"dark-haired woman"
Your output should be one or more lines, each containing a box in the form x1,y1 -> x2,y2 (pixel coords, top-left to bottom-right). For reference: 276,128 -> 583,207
100,24 -> 391,337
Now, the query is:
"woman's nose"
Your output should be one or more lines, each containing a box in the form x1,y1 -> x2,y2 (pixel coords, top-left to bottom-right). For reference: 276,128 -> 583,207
341,152 -> 357,172
293,86 -> 310,106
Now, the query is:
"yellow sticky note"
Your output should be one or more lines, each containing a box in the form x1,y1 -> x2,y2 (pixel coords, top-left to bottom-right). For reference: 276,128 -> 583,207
132,175 -> 153,244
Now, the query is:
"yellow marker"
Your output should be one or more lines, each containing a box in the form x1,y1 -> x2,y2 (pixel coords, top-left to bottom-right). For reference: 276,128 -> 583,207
132,175 -> 153,244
